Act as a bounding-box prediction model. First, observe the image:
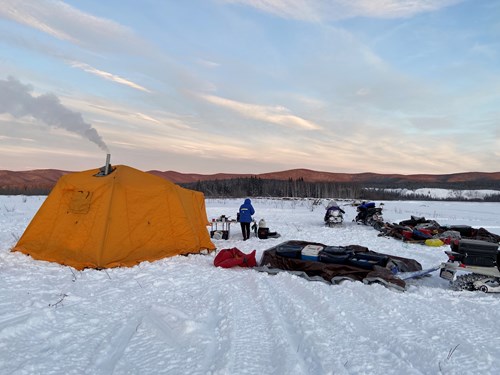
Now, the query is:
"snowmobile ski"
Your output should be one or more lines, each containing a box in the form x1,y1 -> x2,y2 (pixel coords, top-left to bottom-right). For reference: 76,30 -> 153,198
398,265 -> 441,280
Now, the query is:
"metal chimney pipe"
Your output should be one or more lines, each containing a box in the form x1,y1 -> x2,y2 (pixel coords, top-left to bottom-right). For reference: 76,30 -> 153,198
104,154 -> 111,175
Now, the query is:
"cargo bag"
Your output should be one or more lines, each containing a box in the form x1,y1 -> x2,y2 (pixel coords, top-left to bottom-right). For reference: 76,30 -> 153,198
275,243 -> 304,259
318,246 -> 353,265
451,239 -> 499,267
347,253 -> 389,270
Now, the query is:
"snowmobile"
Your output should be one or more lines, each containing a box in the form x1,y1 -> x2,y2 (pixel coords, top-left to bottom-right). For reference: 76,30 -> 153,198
324,201 -> 344,227
354,202 -> 384,230
439,238 -> 500,292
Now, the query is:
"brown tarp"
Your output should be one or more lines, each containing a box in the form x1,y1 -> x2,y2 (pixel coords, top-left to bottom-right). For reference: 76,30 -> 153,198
257,240 -> 422,290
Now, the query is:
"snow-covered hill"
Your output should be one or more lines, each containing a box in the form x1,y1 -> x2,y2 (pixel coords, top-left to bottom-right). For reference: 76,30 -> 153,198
383,188 -> 500,200
1,196 -> 500,374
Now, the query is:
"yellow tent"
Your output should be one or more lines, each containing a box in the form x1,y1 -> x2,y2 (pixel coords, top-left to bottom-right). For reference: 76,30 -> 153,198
13,165 -> 215,269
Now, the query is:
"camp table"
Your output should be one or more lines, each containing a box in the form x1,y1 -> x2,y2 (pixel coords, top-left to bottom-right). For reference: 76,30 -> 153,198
209,217 -> 236,240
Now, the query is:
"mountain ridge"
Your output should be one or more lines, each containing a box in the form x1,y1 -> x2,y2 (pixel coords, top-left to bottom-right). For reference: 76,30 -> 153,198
1,167 -> 500,191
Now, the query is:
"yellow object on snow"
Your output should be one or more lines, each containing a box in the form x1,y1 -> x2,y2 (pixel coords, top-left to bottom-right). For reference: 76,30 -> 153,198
425,238 -> 445,247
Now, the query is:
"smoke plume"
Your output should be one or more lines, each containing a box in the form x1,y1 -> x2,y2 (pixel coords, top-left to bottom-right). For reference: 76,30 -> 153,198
0,76 -> 109,152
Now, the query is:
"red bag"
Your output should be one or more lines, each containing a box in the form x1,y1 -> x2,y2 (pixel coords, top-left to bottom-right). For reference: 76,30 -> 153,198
402,230 -> 413,240
214,248 -> 257,268
418,228 -> 432,236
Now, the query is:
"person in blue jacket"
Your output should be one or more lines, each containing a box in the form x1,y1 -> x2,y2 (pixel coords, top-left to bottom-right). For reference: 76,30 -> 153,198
238,198 -> 255,240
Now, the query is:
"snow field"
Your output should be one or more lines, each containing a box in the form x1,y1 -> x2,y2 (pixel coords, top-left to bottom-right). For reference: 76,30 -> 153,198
1,196 -> 500,374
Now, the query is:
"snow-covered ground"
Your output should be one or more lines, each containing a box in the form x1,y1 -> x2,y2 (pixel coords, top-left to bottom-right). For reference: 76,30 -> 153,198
383,187 -> 500,200
1,195 -> 500,375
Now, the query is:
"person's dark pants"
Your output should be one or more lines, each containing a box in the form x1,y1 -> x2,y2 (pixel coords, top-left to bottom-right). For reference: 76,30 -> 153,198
240,222 -> 251,240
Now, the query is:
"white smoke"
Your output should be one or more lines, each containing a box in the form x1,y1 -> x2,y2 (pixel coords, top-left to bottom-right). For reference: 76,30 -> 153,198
0,76 -> 109,152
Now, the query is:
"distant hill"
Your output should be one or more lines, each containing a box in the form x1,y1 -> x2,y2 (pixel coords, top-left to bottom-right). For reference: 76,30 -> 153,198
1,167 -> 500,193
148,169 -> 500,185
147,170 -> 255,184
0,169 -> 69,192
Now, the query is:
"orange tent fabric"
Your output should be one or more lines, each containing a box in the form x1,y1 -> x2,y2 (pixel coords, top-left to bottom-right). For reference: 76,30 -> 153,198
13,165 -> 215,269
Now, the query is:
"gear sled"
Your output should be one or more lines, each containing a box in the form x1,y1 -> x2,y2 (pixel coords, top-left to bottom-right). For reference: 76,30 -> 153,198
439,239 -> 500,292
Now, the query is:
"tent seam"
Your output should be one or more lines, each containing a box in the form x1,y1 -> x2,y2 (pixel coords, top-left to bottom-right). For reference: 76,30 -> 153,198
99,169 -> 118,267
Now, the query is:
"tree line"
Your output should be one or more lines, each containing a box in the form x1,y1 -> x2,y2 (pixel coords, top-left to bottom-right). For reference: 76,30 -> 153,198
1,176 -> 499,202
181,177 -> 500,201
0,185 -> 52,195
183,176 -> 363,199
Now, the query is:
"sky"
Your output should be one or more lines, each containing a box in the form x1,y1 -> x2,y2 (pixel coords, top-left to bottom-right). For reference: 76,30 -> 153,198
0,0 -> 499,174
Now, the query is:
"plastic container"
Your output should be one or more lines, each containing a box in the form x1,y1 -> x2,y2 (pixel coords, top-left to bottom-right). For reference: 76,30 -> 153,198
318,246 -> 353,264
452,239 -> 499,255
301,244 -> 324,261
276,244 -> 304,259
210,230 -> 229,240
451,239 -> 499,267
318,251 -> 351,264
258,227 -> 269,239
322,246 -> 351,254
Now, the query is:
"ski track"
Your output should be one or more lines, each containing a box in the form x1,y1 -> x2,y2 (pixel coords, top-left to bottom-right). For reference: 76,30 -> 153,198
90,311 -> 146,375
260,274 -> 341,375
261,273 -> 427,374
206,269 -> 283,375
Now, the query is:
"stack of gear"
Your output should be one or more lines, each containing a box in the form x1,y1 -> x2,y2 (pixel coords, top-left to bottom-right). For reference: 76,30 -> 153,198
257,219 -> 281,239
256,240 -> 423,291
378,216 -> 500,246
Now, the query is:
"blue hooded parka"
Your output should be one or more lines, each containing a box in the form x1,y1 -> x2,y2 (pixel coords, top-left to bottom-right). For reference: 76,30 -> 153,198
239,198 -> 255,223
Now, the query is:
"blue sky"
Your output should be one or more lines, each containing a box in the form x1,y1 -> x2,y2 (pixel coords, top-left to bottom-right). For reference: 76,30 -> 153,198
1,0 -> 499,174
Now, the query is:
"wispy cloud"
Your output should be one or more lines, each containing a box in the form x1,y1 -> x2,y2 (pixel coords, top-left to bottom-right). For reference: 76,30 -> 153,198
62,97 -> 193,133
198,94 -> 321,130
69,61 -> 151,93
197,59 -> 221,68
0,0 -> 76,42
0,144 -> 93,157
0,0 -> 146,53
342,0 -> 464,19
356,88 -> 371,97
0,134 -> 35,142
223,0 -> 463,22
471,43 -> 497,59
225,0 -> 322,22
